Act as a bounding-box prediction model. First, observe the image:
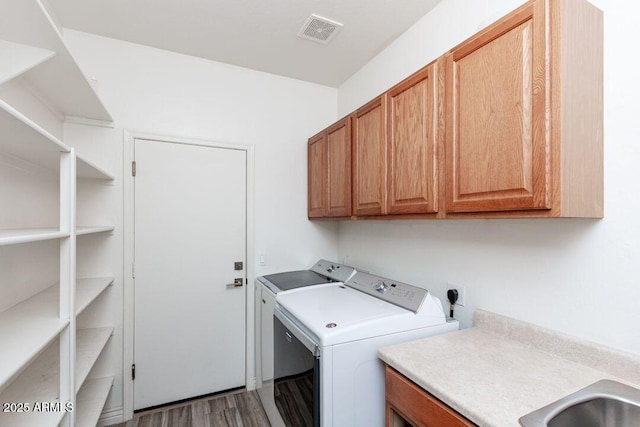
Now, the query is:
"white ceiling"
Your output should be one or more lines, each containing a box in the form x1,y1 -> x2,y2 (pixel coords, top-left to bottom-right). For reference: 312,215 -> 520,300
48,0 -> 443,87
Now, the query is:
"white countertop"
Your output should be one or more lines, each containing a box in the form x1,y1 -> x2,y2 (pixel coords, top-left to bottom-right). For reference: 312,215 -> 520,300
378,310 -> 640,427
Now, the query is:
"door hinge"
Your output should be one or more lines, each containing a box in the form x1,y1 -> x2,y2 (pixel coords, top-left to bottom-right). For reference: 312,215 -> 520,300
132,161 -> 137,177
132,263 -> 135,278
131,363 -> 136,380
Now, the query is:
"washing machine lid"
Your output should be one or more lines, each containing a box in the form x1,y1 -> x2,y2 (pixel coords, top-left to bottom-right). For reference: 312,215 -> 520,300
276,283 -> 446,346
259,270 -> 331,292
257,259 -> 357,293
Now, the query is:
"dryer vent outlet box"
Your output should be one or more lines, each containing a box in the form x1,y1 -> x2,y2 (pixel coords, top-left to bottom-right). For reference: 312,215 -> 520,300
298,14 -> 343,44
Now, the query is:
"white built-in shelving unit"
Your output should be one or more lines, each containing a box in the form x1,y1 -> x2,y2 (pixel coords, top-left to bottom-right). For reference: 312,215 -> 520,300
0,1 -> 115,425
0,1 -> 112,123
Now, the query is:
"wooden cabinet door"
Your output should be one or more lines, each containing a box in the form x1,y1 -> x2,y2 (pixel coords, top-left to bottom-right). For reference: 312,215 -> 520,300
385,366 -> 474,427
445,0 -> 550,213
326,117 -> 352,217
387,64 -> 439,214
308,132 -> 327,218
353,96 -> 387,216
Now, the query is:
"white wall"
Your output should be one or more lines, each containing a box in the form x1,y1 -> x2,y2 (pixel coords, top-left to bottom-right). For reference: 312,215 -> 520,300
0,78 -> 64,140
336,0 -> 640,356
338,0 -> 526,114
65,29 -> 339,274
62,30 -> 339,416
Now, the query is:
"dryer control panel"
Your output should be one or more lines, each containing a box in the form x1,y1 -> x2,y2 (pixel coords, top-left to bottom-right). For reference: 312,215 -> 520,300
345,272 -> 428,313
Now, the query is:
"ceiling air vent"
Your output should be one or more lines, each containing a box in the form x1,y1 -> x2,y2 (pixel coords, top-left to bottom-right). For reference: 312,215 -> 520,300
298,14 -> 343,45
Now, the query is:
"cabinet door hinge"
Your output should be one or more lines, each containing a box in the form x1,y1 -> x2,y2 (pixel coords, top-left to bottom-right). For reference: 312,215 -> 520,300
132,161 -> 137,177
132,364 -> 136,380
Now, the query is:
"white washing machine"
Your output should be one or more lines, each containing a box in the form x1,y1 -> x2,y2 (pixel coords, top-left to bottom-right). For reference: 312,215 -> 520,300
255,260 -> 357,426
273,272 -> 458,427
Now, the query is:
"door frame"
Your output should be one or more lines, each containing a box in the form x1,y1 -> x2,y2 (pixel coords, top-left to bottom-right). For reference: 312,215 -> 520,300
122,130 -> 255,419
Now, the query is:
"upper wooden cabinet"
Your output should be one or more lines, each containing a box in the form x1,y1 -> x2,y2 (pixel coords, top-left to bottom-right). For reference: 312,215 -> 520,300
352,96 -> 387,216
445,0 -> 603,217
307,117 -> 352,218
326,118 -> 352,217
308,131 -> 327,218
351,62 -> 443,218
308,0 -> 602,220
387,62 -> 442,215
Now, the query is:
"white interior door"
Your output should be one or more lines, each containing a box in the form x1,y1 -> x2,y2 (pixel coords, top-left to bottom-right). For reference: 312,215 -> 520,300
133,138 -> 246,410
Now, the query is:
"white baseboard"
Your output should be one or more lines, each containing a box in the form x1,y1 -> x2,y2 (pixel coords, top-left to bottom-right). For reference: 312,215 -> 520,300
246,376 -> 257,391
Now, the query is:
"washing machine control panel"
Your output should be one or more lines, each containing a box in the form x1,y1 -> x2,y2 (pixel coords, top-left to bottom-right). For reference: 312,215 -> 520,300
345,272 -> 428,313
310,259 -> 357,283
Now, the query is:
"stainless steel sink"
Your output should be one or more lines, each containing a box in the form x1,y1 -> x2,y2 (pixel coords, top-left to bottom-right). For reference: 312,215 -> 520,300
519,379 -> 640,427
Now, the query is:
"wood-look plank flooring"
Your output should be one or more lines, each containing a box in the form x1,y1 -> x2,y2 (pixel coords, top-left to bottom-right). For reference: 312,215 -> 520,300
108,389 -> 271,427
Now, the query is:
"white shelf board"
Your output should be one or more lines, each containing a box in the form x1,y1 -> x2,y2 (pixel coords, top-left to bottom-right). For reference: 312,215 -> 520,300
0,340 -> 66,427
76,154 -> 115,181
75,327 -> 113,393
0,1 -> 112,122
0,39 -> 55,86
0,99 -> 70,171
0,284 -> 68,394
17,277 -> 115,318
0,100 -> 113,177
0,328 -> 114,426
0,228 -> 69,247
76,226 -> 115,236
75,376 -> 114,427
76,277 -> 114,316
0,403 -> 64,426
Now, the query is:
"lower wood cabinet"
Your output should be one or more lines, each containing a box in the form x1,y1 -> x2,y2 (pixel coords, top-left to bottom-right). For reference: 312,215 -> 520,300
385,366 -> 475,427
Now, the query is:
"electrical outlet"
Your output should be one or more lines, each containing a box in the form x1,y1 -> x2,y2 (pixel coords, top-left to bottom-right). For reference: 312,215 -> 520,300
457,286 -> 466,307
447,283 -> 466,307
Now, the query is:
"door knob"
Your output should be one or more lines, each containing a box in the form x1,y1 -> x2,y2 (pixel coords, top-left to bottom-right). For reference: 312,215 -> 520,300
226,278 -> 244,288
